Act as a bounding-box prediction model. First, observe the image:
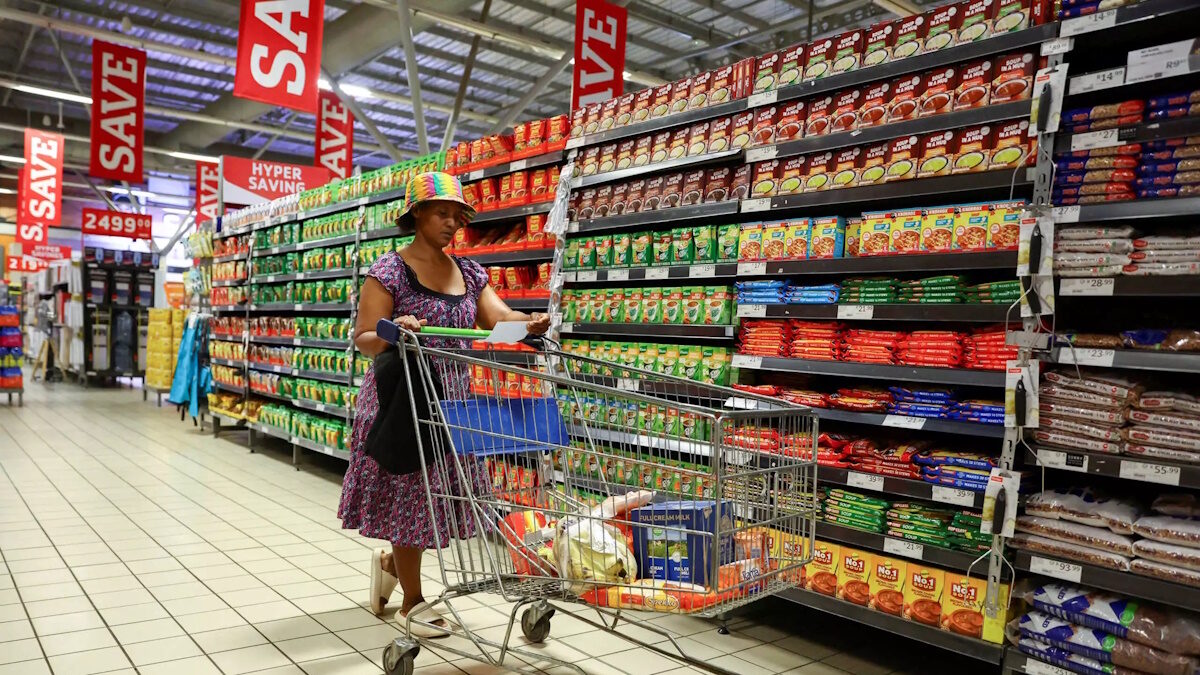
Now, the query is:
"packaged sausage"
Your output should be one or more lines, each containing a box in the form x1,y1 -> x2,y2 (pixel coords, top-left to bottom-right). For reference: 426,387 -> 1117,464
1021,581 -> 1200,655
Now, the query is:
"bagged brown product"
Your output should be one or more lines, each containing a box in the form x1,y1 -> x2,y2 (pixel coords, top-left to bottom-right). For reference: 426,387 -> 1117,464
1041,415 -> 1125,442
1127,408 -> 1200,433
1011,532 -> 1132,571
1133,516 -> 1200,549
1039,399 -> 1126,426
1154,494 -> 1200,518
1034,429 -> 1124,455
1043,370 -> 1142,401
1136,540 -> 1200,573
1018,610 -> 1200,675
1126,444 -> 1200,464
1125,426 -> 1200,453
1024,488 -> 1143,535
1132,558 -> 1200,590
1017,516 -> 1137,556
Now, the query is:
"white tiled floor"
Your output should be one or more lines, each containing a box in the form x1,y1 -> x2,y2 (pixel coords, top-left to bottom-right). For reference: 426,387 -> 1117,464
0,382 -> 982,674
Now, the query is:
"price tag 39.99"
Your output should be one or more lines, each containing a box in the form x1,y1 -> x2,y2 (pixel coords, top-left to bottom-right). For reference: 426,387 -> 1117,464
846,471 -> 884,492
931,486 -> 977,507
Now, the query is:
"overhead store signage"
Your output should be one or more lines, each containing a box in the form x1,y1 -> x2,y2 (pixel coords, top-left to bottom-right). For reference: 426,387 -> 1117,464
195,161 -> 220,224
220,155 -> 329,205
89,40 -> 146,182
19,128 -> 65,246
28,244 -> 72,262
315,90 -> 353,179
233,0 -> 326,114
81,208 -> 153,240
5,249 -> 47,273
571,0 -> 627,110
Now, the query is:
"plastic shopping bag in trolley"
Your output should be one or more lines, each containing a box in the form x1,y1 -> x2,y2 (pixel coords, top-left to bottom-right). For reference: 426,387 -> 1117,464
440,397 -> 568,456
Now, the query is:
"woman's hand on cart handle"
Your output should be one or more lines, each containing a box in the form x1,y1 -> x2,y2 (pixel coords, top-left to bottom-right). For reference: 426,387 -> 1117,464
396,315 -> 427,332
526,312 -> 550,336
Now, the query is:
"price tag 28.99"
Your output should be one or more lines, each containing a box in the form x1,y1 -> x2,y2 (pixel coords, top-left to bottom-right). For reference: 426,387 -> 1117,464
1059,277 -> 1115,296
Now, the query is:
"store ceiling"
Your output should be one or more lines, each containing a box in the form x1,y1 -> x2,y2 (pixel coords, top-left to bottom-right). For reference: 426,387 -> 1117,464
0,0 -> 925,216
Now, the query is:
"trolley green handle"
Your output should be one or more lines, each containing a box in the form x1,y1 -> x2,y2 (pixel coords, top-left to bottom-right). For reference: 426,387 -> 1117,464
376,318 -> 492,344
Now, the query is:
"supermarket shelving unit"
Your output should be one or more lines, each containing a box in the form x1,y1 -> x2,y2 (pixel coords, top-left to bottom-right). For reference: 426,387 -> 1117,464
79,249 -> 157,388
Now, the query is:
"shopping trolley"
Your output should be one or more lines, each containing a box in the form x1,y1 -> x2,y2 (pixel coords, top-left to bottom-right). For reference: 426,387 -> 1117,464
372,319 -> 819,675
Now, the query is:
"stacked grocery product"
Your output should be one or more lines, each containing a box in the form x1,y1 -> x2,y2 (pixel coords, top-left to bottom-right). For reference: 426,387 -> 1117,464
211,316 -> 246,340
460,167 -> 560,212
207,393 -> 260,420
560,339 -> 731,387
450,214 -> 553,256
737,320 -> 1014,370
211,365 -> 245,390
213,233 -> 249,259
1012,580 -> 1200,675
1015,488 -> 1200,587
0,305 -> 22,392
211,286 -> 249,307
734,383 -> 1005,427
1056,225 -> 1200,277
562,286 -> 732,325
256,402 -> 351,452
820,487 -> 990,554
446,114 -> 569,172
566,225 -> 738,269
248,316 -> 352,342
208,340 -> 246,362
487,264 -> 553,300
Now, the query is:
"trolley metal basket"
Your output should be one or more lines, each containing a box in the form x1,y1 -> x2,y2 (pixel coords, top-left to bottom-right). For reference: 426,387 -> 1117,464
372,319 -> 818,675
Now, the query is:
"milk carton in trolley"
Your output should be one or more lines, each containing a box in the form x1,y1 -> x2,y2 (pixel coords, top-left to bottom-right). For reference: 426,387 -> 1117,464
629,501 -> 734,588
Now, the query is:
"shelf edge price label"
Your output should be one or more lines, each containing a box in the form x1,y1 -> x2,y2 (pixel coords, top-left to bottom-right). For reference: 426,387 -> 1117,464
1059,277 -> 1115,296
616,378 -> 639,392
576,270 -> 598,282
747,91 -> 778,107
1057,347 -> 1114,367
690,264 -> 715,278
1054,205 -> 1081,223
1025,659 -> 1074,675
1070,67 -> 1125,95
837,304 -> 874,320
1126,39 -> 1197,84
562,271 -> 577,282
560,322 -> 574,332
510,159 -> 528,171
293,304 -> 303,311
608,269 -> 629,281
883,537 -> 924,561
737,261 -> 766,275
1119,460 -> 1181,486
467,169 -> 484,181
1060,7 -> 1117,37
1038,449 -> 1089,473
1028,555 -> 1084,583
1041,37 -> 1073,56
745,146 -> 778,163
882,415 -> 925,430
645,267 -> 669,280
1071,128 -> 1119,152
737,304 -> 767,318
81,208 -> 153,240
846,471 -> 885,492
731,354 -> 763,369
741,198 -> 771,213
931,486 -> 977,507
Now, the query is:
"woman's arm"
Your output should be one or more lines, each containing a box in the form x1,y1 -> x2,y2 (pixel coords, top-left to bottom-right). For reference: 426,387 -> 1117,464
476,286 -> 550,335
354,277 -> 424,356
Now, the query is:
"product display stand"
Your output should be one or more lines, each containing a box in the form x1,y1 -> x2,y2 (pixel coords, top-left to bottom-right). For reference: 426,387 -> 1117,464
78,247 -> 157,388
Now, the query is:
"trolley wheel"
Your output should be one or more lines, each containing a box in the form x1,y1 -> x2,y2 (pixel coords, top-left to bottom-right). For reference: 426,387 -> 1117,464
521,608 -> 553,644
382,642 -> 418,675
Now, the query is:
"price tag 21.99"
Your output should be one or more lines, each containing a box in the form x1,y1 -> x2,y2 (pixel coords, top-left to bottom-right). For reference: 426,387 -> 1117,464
883,537 -> 924,561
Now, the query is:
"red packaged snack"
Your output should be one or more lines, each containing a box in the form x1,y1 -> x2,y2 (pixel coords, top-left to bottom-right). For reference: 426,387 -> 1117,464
919,66 -> 959,117
754,52 -> 781,93
777,101 -> 806,142
859,142 -> 890,186
478,177 -> 500,207
631,88 -> 653,125
687,121 -> 711,156
921,3 -> 962,53
709,116 -> 733,153
731,164 -> 752,200
598,98 -> 619,132
669,78 -> 692,114
830,29 -> 865,75
752,160 -> 782,198
709,65 -> 736,106
778,44 -> 807,88
615,92 -> 636,127
887,74 -> 923,123
660,172 -> 685,209
804,37 -> 836,80
991,52 -> 1035,104
609,183 -> 628,216
526,214 -> 546,242
831,89 -> 863,133
863,20 -> 896,67
731,111 -> 755,149
859,81 -> 892,128
681,170 -> 707,205
955,59 -> 994,110
569,107 -> 587,139
688,70 -> 713,110
510,171 -> 529,203
705,167 -> 733,202
546,114 -> 568,147
806,95 -> 836,137
752,105 -> 779,146
650,83 -> 673,118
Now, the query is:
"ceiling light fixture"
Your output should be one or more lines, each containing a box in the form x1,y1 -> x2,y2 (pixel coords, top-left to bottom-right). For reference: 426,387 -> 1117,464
13,84 -> 92,105
0,154 -> 25,164
337,83 -> 374,99
167,151 -> 220,163
0,187 -> 15,194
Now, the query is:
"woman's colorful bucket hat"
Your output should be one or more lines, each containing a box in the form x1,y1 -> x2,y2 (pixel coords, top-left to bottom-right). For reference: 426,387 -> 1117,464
396,171 -> 477,232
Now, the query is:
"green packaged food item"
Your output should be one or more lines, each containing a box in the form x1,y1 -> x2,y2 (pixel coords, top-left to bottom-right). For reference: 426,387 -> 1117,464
658,345 -> 680,376
623,288 -> 643,323
682,286 -> 705,325
643,288 -> 663,323
703,347 -> 730,386
672,227 -> 695,264
631,232 -> 652,267
595,235 -> 614,267
638,343 -> 659,371
561,290 -> 577,322
606,289 -> 625,323
717,224 -> 739,261
662,287 -> 684,324
576,238 -> 595,269
824,499 -> 887,522
887,529 -> 951,548
575,290 -> 593,322
679,411 -> 707,440
676,345 -> 704,380
823,513 -> 884,533
613,232 -> 632,267
693,225 -> 717,262
705,286 -> 732,325
826,489 -> 890,510
589,291 -> 606,324
653,232 -> 673,265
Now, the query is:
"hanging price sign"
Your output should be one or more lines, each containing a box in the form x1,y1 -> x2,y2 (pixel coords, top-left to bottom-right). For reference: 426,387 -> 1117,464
81,208 -> 153,239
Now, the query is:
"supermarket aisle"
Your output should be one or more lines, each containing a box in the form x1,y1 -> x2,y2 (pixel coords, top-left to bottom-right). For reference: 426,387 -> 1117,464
0,383 -> 972,675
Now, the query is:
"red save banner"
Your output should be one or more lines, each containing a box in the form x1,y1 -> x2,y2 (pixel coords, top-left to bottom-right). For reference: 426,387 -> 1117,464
81,208 -> 153,240
20,128 -> 64,245
28,244 -> 72,262
315,90 -> 353,179
233,0 -> 326,114
572,0 -> 627,110
89,41 -> 146,182
221,155 -> 329,205
195,161 -> 220,225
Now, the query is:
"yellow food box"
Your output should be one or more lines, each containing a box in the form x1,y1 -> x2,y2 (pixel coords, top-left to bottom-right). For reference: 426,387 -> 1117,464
903,565 -> 945,629
943,572 -> 1011,644
762,221 -> 789,260
869,555 -> 907,616
920,207 -> 956,253
889,209 -> 923,254
785,219 -> 812,260
860,211 -> 894,256
739,222 -> 764,261
954,203 -> 991,251
804,540 -> 840,597
988,200 -> 1023,250
766,527 -> 810,584
836,547 -> 873,607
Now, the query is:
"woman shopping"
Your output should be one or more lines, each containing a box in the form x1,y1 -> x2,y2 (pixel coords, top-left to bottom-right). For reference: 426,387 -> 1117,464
337,171 -> 550,636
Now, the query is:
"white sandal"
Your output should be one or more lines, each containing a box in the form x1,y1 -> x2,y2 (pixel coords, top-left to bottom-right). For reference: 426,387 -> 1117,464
370,549 -> 399,615
395,601 -> 454,639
